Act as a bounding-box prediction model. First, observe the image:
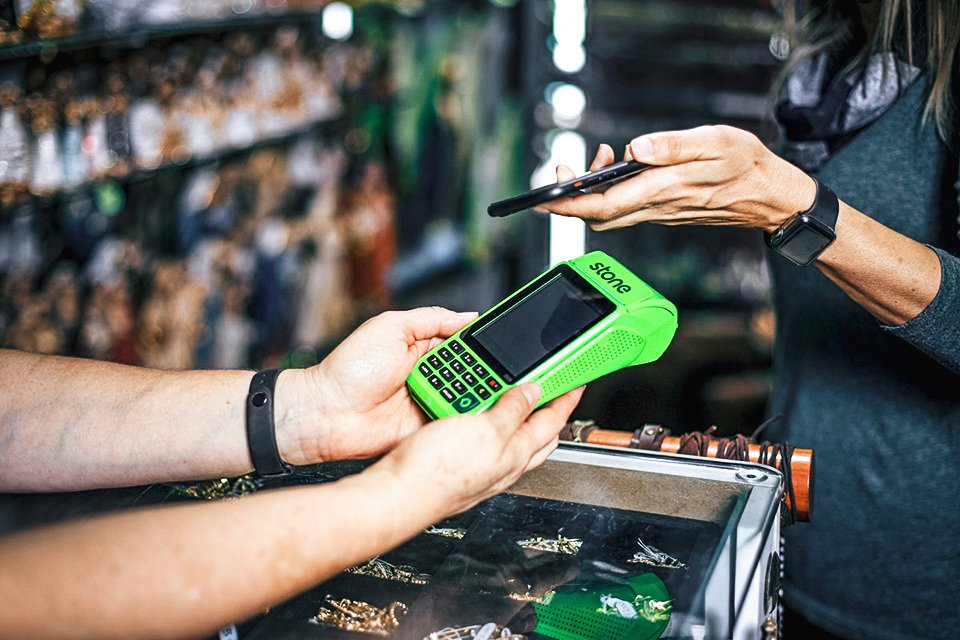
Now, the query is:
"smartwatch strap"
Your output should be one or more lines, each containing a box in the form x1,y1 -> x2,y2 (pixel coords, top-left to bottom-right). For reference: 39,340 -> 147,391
764,178 -> 839,265
765,178 -> 839,244
802,179 -> 839,229
246,368 -> 293,478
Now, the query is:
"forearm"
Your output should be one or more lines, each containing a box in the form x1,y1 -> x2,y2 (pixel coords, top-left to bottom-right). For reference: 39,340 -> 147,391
0,464 -> 436,640
0,362 -> 579,639
813,201 -> 942,325
548,128 -> 954,358
0,306 -> 480,492
0,350 -> 268,491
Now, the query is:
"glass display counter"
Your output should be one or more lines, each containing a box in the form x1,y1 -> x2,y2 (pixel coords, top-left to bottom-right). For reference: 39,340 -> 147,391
0,442 -> 783,640
237,443 -> 784,640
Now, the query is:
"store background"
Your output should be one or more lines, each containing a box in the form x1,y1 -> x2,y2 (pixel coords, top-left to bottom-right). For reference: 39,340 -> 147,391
0,0 -> 784,438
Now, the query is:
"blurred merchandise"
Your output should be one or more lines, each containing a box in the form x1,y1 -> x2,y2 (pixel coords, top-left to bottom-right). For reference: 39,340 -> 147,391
0,1 -> 528,371
0,8 -> 381,369
0,84 -> 29,203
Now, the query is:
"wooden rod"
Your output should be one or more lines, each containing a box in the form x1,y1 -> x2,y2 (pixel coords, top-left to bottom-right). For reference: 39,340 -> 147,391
578,429 -> 813,523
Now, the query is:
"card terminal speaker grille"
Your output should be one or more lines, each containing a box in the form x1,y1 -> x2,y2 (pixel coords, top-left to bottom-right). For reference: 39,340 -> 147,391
540,330 -> 644,398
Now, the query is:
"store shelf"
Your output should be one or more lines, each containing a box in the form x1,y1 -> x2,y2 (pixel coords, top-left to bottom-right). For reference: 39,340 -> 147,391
4,114 -> 348,211
0,10 -> 326,62
593,0 -> 779,38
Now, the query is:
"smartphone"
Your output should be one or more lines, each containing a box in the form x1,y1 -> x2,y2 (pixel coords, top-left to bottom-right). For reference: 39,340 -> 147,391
487,159 -> 650,218
405,250 -> 677,419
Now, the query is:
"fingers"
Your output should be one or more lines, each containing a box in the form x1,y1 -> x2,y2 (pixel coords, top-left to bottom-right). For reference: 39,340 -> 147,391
538,180 -> 647,224
484,384 -> 542,436
590,143 -> 616,171
555,164 -> 576,182
389,307 -> 478,344
524,435 -> 559,473
629,125 -> 729,166
539,138 -> 658,220
480,385 -> 582,483
515,386 -> 584,460
556,143 -> 616,184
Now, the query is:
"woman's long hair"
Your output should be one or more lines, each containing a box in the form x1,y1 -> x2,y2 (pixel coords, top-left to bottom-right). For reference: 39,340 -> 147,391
780,0 -> 959,144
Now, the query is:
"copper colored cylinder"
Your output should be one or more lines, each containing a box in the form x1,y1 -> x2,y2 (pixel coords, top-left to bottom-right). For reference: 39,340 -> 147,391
580,429 -> 813,523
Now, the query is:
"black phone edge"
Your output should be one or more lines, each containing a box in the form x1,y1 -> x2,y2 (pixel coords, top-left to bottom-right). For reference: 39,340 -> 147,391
487,159 -> 649,218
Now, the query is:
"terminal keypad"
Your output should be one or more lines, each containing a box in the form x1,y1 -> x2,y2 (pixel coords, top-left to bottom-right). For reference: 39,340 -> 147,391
419,338 -> 503,413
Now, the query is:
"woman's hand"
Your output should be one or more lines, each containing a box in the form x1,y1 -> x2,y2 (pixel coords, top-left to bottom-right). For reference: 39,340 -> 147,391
541,125 -> 815,234
276,307 -> 477,465
374,384 -> 584,519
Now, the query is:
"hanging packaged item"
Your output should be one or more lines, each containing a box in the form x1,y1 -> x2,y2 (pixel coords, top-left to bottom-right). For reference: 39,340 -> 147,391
0,84 -> 30,204
60,100 -> 90,189
27,95 -> 62,195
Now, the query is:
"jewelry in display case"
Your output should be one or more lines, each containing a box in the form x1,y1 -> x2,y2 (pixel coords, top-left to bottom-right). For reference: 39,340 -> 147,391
171,474 -> 261,500
310,595 -> 408,636
424,623 -> 527,640
515,534 -> 583,555
424,525 -> 466,539
346,556 -> 431,585
627,537 -> 687,570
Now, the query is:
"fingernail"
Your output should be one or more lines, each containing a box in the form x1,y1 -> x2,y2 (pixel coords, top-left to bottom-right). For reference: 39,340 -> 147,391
630,136 -> 654,160
521,383 -> 542,405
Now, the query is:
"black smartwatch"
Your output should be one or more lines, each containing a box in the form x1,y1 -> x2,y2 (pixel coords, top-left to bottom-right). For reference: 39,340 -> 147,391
765,179 -> 839,266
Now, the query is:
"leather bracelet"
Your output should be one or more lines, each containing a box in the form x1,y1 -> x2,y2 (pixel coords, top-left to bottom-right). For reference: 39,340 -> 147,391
630,424 -> 667,451
246,368 -> 293,478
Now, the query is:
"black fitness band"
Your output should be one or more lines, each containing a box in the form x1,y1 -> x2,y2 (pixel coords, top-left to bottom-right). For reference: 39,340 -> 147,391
246,368 -> 293,477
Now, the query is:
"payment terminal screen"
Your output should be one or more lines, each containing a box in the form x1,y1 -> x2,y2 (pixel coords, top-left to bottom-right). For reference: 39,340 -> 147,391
472,272 -> 612,379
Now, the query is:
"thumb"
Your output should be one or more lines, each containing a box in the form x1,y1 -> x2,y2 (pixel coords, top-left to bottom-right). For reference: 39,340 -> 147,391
400,306 -> 477,342
629,126 -> 720,166
555,164 -> 577,182
557,143 -> 615,183
484,383 -> 542,435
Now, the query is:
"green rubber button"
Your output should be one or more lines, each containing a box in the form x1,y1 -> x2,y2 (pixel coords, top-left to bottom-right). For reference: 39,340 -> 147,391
453,392 -> 480,413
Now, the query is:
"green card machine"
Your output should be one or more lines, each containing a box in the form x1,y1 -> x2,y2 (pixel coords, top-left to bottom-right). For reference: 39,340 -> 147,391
406,251 -> 677,419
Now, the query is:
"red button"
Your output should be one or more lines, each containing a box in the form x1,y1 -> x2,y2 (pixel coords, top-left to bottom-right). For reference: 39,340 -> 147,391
487,378 -> 502,391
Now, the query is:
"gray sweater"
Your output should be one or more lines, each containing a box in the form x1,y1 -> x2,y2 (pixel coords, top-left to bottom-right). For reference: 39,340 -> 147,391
767,78 -> 960,639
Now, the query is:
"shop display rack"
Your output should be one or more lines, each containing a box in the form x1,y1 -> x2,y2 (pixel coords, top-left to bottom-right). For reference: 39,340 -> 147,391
0,9 -> 330,62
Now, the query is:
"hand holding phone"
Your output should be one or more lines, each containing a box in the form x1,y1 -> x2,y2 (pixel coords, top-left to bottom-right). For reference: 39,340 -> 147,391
487,159 -> 650,218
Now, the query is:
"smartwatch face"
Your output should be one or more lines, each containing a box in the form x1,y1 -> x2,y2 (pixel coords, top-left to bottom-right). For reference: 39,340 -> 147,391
462,265 -> 615,383
774,215 -> 836,266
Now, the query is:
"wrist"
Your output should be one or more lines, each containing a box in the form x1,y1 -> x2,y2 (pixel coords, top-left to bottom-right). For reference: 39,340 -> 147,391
760,159 -> 817,234
362,455 -> 448,535
765,178 -> 839,267
273,368 -> 327,467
